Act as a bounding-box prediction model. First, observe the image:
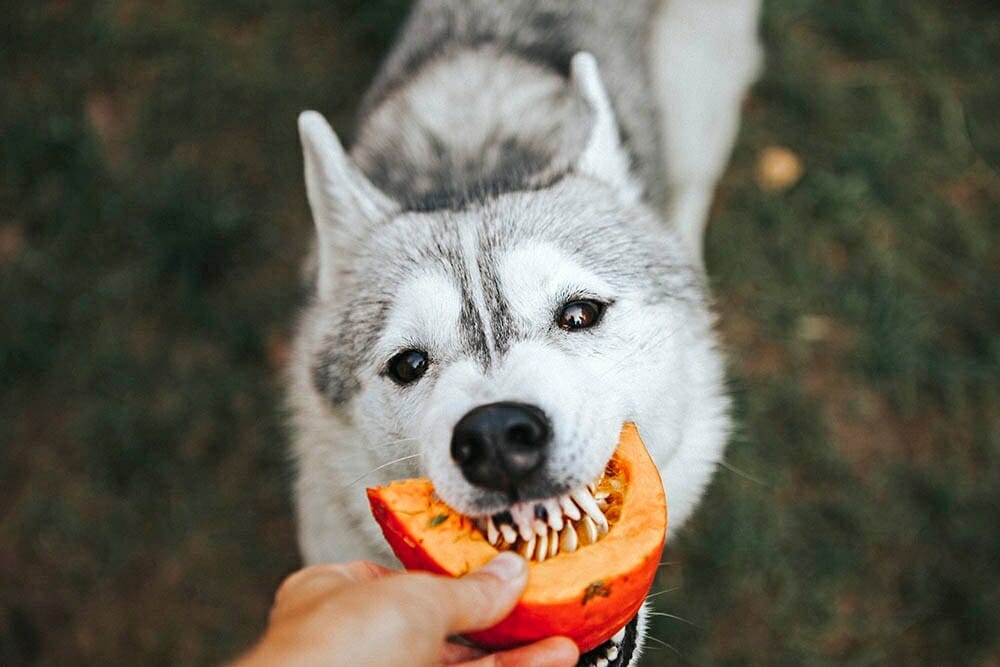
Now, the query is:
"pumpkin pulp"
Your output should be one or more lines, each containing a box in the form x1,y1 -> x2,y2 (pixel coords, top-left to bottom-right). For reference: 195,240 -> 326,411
366,423 -> 667,652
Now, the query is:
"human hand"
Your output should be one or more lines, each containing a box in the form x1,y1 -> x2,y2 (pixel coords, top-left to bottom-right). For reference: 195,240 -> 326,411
233,552 -> 579,666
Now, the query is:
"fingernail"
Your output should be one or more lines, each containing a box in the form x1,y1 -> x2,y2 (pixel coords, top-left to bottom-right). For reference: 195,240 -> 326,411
479,552 -> 526,581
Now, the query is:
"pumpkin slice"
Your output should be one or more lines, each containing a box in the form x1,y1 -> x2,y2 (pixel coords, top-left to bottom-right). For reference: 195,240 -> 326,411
366,423 -> 666,652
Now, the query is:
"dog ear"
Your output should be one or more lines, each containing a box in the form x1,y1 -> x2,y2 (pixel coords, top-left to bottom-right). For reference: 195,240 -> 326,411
570,53 -> 641,203
298,111 -> 398,299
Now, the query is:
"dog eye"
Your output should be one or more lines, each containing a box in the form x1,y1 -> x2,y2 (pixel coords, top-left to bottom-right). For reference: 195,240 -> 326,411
557,300 -> 605,331
386,349 -> 429,385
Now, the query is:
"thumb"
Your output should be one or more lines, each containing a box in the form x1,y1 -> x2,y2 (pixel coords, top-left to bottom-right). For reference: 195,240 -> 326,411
439,552 -> 529,634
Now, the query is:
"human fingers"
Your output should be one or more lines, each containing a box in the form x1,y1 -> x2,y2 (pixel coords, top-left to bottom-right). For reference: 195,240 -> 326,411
426,552 -> 530,635
369,552 -> 528,641
459,637 -> 579,667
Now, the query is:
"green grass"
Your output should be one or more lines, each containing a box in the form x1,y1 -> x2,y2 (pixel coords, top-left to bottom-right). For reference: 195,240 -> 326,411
1,1 -> 997,664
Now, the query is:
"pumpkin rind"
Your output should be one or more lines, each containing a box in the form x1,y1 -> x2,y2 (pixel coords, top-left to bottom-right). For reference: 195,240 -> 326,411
366,423 -> 666,652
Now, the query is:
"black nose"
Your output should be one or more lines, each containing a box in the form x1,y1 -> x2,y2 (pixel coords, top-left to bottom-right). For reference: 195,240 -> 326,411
451,402 -> 551,492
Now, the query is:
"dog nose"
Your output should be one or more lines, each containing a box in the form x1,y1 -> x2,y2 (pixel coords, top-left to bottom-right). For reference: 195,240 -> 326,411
451,402 -> 551,492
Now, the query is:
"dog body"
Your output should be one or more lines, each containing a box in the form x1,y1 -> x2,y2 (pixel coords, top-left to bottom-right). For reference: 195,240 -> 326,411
288,1 -> 761,663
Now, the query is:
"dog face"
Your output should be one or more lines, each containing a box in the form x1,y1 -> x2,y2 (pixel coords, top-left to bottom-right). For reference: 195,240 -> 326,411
295,56 -> 706,530
338,182 -> 703,517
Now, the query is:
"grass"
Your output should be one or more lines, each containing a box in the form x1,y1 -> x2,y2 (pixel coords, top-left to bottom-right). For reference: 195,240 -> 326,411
1,0 -> 997,664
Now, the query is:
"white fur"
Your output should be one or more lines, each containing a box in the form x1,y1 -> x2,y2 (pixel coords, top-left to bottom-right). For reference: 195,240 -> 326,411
499,243 -> 616,325
650,0 -> 763,263
495,242 -> 729,533
376,272 -> 464,365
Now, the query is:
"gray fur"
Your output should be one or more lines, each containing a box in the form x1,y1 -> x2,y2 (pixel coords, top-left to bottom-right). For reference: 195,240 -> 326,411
353,0 -> 663,208
304,178 -> 703,406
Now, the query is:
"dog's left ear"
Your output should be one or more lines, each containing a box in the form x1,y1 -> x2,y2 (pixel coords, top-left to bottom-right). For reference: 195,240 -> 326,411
570,52 -> 641,204
298,111 -> 398,300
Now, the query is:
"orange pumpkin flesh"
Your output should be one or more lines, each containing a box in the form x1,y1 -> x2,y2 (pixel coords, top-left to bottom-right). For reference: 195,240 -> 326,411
366,423 -> 666,652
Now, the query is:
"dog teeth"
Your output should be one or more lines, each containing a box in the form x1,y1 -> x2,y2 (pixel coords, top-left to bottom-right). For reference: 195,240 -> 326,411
559,495 -> 582,521
486,517 -> 500,545
595,511 -> 609,535
559,522 -> 578,553
511,504 -> 536,541
544,499 -> 564,531
571,488 -> 607,530
611,626 -> 626,644
606,645 -> 619,660
579,515 -> 599,545
480,480 -> 614,562
493,511 -> 519,544
518,534 -> 536,559
595,658 -> 608,667
499,523 -> 518,544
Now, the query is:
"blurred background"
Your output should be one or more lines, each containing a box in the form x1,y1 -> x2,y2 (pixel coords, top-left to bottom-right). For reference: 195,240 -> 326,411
2,0 -> 997,664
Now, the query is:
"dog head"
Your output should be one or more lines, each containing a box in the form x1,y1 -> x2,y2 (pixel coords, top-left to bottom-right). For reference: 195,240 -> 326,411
295,53 -> 708,529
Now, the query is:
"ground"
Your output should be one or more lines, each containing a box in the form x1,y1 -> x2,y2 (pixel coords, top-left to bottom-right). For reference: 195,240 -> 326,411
1,0 -> 997,665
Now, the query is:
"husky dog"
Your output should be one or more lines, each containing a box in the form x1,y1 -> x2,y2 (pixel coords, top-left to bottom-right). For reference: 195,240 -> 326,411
288,0 -> 761,664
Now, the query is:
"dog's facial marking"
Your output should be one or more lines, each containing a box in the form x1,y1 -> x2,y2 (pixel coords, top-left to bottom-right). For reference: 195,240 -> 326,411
476,236 -> 519,356
457,223 -> 498,368
495,242 -> 617,338
374,270 -> 462,379
416,229 -> 633,516
311,346 -> 361,406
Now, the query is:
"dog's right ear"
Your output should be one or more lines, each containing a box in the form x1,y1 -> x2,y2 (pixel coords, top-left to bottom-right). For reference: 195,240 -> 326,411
298,111 -> 398,300
570,53 -> 642,205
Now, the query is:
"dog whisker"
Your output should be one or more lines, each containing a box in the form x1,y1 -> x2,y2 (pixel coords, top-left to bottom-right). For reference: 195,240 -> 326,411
644,634 -> 683,656
716,459 -> 769,487
347,453 -> 421,488
646,611 -> 701,629
644,586 -> 680,600
362,436 -> 420,451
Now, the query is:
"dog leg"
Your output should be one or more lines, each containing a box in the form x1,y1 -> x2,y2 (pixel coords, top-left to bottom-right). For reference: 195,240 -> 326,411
648,0 -> 764,264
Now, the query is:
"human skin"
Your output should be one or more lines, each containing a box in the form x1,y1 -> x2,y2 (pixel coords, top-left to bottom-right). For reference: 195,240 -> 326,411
232,552 -> 580,667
